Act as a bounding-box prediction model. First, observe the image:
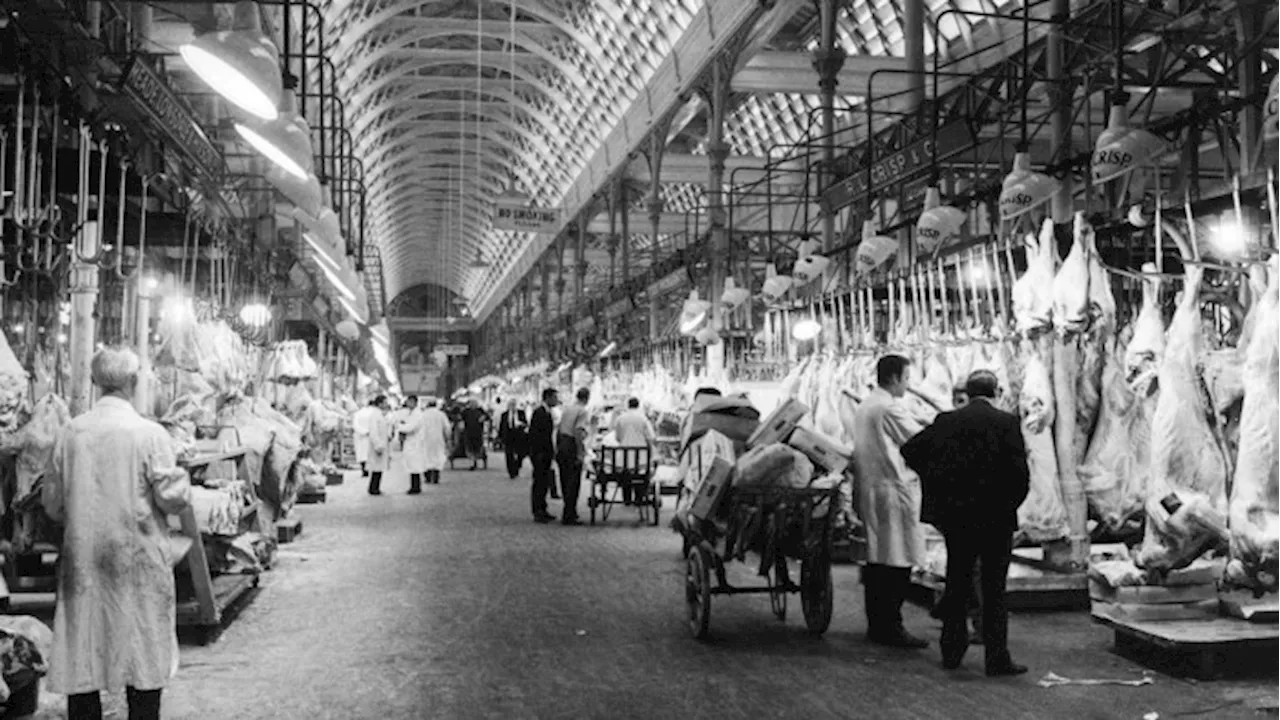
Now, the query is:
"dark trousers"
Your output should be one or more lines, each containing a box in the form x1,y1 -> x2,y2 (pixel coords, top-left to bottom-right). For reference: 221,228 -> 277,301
69,687 -> 161,720
556,436 -> 583,521
862,563 -> 912,639
938,525 -> 1014,667
531,452 -> 554,517
367,471 -> 383,494
409,473 -> 422,493
505,446 -> 526,479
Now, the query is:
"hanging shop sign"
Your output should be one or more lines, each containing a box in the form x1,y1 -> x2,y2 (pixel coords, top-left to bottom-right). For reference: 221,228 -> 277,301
493,201 -> 561,234
434,344 -> 470,357
820,121 -> 975,215
119,57 -> 225,183
400,366 -> 442,395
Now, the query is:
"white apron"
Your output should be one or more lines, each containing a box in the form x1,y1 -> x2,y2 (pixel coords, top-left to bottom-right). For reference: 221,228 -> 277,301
352,406 -> 374,463
42,397 -> 193,694
851,388 -> 927,568
399,408 -> 451,472
366,411 -> 392,473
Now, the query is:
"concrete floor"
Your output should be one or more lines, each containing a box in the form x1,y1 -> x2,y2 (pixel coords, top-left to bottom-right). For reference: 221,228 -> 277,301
131,458 -> 1278,718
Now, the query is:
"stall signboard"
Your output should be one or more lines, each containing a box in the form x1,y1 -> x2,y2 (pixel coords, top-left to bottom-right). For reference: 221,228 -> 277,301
400,365 -> 442,395
120,57 -> 225,183
434,344 -> 470,357
819,121 -> 975,214
493,201 -> 561,234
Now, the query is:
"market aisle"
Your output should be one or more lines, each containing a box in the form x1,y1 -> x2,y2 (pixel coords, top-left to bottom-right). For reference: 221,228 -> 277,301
160,459 -> 1273,720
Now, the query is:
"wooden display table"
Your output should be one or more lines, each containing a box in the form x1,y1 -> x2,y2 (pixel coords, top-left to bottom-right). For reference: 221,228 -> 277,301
1092,606 -> 1279,680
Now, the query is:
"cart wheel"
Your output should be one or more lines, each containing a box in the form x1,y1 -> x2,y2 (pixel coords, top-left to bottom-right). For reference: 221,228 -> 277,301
681,533 -> 692,558
650,491 -> 662,527
588,495 -> 598,525
686,546 -> 712,640
768,557 -> 788,621
801,557 -> 834,635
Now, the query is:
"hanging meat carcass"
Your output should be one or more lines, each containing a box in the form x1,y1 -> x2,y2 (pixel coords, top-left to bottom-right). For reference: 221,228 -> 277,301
1123,263 -> 1166,398
1018,337 -> 1070,541
1137,264 -> 1232,571
1225,258 -> 1279,595
216,396 -> 305,523
0,329 -> 28,431
1051,213 -> 1092,335
1012,221 -> 1056,335
1073,220 -> 1117,465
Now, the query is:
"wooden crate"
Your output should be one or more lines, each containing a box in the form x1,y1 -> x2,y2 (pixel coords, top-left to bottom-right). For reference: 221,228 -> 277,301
296,488 -> 327,504
1092,608 -> 1279,680
276,515 -> 303,544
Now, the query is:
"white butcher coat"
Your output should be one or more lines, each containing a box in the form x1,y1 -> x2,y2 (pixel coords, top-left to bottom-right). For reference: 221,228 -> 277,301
851,387 -> 927,568
42,396 -> 193,694
399,407 -> 451,473
351,405 -> 378,463
365,410 -> 393,472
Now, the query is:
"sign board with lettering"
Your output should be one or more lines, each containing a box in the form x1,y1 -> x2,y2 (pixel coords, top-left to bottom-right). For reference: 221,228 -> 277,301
820,122 -> 975,214
493,201 -> 561,234
434,344 -> 470,357
120,58 -> 224,182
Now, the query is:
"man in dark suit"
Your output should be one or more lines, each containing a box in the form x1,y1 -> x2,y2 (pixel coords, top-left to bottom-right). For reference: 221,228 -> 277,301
499,399 -> 529,480
900,370 -> 1030,677
528,388 -> 560,524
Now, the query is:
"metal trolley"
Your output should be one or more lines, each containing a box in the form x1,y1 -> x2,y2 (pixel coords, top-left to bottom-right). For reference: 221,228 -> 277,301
586,446 -> 661,526
683,485 -> 837,640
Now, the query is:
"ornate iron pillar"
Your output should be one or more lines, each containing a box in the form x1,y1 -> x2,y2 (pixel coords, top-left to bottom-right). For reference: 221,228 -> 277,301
901,0 -> 925,112
1048,0 -> 1074,222
575,216 -> 588,348
555,234 -> 567,320
703,55 -> 734,375
646,121 -> 671,345
620,182 -> 631,287
607,187 -> 619,290
814,0 -> 846,263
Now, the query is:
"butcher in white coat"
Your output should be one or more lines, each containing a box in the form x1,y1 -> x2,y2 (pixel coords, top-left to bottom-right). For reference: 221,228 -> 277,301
365,396 -> 393,495
851,354 -> 928,649
351,398 -> 381,477
401,396 -> 451,490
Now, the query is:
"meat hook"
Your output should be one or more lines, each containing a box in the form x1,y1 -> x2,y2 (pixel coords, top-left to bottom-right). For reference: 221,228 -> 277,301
115,169 -> 148,280
11,71 -> 24,225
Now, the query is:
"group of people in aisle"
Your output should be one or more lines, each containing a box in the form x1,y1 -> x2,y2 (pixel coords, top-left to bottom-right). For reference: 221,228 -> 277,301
499,388 -> 657,527
350,395 -> 490,494
852,354 -> 1030,677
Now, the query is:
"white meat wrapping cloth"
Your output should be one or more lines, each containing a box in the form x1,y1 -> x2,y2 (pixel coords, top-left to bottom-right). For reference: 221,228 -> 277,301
733,443 -> 813,489
851,387 -> 927,568
41,396 -> 192,695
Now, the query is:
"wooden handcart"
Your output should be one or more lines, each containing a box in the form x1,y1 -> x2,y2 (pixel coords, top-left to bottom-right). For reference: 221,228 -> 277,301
683,485 -> 837,640
586,446 -> 661,526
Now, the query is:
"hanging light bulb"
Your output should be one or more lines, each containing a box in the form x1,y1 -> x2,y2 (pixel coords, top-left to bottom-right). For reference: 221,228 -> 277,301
791,318 -> 821,342
999,151 -> 1060,220
179,1 -> 283,121
235,87 -> 313,180
1092,94 -> 1166,184
678,290 -> 711,336
792,239 -> 831,284
855,220 -> 898,278
270,166 -> 322,218
721,276 -> 750,309
760,263 -> 792,304
915,186 -> 967,255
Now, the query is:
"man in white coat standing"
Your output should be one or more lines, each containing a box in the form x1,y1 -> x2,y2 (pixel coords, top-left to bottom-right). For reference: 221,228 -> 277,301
366,395 -> 392,495
851,354 -> 929,649
352,398 -> 380,477
43,347 -> 193,720
399,396 -> 451,492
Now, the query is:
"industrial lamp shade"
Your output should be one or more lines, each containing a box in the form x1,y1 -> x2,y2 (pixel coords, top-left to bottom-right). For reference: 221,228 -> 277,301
693,326 -> 721,346
915,187 -> 967,255
179,1 -> 283,121
1263,72 -> 1278,141
268,166 -> 322,217
721,277 -> 750,309
235,90 -> 314,180
760,263 -> 792,303
792,240 -> 830,284
1092,104 -> 1166,184
999,152 -> 1060,220
854,221 -> 898,277
679,290 -> 711,336
335,319 -> 360,341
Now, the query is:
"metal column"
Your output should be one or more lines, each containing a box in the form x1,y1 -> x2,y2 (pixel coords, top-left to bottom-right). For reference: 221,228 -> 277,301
704,56 -> 733,373
646,126 -> 669,345
814,0 -> 846,259
1048,0 -> 1075,222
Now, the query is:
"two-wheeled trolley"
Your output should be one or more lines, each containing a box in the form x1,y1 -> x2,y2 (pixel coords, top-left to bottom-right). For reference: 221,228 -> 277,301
683,485 -> 836,640
586,446 -> 662,526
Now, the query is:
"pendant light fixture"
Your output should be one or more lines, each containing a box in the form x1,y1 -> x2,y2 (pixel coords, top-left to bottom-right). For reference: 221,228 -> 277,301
999,151 -> 1060,220
759,263 -> 792,304
791,317 -> 821,342
180,1 -> 283,121
1092,93 -> 1166,184
854,220 -> 898,277
678,290 -> 711,336
721,276 -> 749,310
269,164 -> 322,217
792,239 -> 831,284
915,186 -> 967,256
236,85 -> 314,180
